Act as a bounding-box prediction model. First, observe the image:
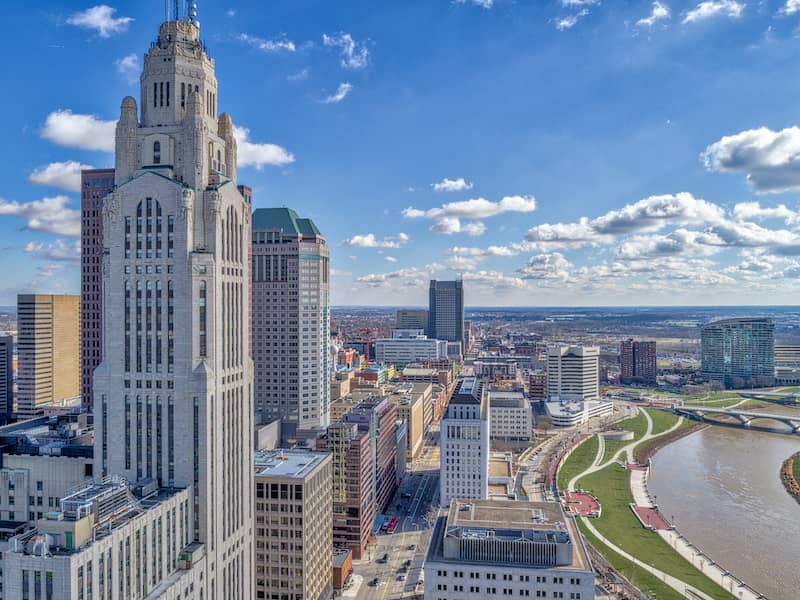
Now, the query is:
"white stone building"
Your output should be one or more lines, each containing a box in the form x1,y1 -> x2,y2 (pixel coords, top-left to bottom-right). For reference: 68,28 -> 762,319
424,500 -> 594,600
488,390 -> 532,443
439,378 -> 489,506
546,346 -> 599,402
374,333 -> 448,367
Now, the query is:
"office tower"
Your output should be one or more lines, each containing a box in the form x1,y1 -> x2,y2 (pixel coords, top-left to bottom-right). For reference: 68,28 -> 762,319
619,339 -> 657,384
374,331 -> 448,366
463,319 -> 473,352
0,336 -> 12,422
396,308 -> 429,332
428,280 -> 464,344
91,14 -> 254,599
81,168 -> 115,409
318,421 -> 375,559
343,397 -> 398,514
251,208 -> 330,435
528,370 -> 547,403
701,318 -> 775,388
488,390 -> 532,443
546,345 -> 600,401
439,377 -> 489,506
254,450 -> 333,600
424,500 -> 595,600
16,294 -> 80,418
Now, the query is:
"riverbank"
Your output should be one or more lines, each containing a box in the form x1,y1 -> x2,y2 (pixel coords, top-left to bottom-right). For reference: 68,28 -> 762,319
634,421 -> 707,464
780,451 -> 800,505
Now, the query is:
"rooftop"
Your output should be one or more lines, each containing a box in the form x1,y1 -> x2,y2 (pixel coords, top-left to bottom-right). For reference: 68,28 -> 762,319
252,207 -> 322,237
254,449 -> 330,479
488,390 -> 527,408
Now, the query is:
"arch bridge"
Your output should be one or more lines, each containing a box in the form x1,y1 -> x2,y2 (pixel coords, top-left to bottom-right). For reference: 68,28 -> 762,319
675,406 -> 800,435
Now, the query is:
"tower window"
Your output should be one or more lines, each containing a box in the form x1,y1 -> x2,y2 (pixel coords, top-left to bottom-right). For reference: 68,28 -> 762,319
160,82 -> 164,107
153,141 -> 161,164
181,82 -> 186,109
153,83 -> 157,108
166,81 -> 170,107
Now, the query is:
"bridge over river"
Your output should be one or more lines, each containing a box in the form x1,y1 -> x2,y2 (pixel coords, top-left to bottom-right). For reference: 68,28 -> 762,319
675,405 -> 800,434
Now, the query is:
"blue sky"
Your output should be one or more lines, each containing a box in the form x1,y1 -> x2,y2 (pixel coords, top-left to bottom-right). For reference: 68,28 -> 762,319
4,1 -> 800,306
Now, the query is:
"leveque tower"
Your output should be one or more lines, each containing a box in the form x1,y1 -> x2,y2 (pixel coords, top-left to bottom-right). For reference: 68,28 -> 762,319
93,13 -> 254,599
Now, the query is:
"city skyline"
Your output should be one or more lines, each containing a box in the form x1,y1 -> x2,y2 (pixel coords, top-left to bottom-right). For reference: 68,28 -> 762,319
6,1 -> 800,307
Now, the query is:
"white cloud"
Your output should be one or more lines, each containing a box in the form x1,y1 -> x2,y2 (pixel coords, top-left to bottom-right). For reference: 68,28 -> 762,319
682,1 -> 744,24
385,256 -> 398,263
0,196 -> 80,236
463,270 -> 526,289
287,68 -> 309,82
559,0 -> 599,5
29,161 -> 95,192
591,193 -> 725,234
238,33 -> 296,53
227,9 -> 237,18
637,2 -> 671,27
24,239 -> 81,261
67,5 -> 133,37
232,125 -> 295,169
403,195 -> 536,220
322,33 -> 369,69
780,0 -> 800,15
449,245 -> 519,258
320,82 -> 353,104
516,253 -> 573,281
116,53 -> 139,83
432,177 -> 474,192
702,126 -> 800,193
331,268 -> 352,276
524,217 -> 613,248
41,110 -> 115,152
732,201 -> 799,223
453,0 -> 495,8
341,233 -> 409,248
555,9 -> 589,30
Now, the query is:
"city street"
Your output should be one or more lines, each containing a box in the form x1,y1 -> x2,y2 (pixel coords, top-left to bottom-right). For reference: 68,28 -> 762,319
347,427 -> 441,600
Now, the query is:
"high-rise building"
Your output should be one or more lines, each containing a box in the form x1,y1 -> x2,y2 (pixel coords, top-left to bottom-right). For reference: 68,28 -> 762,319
92,15 -> 254,598
318,421 -> 375,559
251,208 -> 330,435
396,308 -> 429,332
254,449 -> 333,600
619,339 -> 657,384
16,294 -> 80,418
81,168 -> 115,409
546,345 -> 599,401
439,377 -> 489,506
0,335 -> 13,422
428,280 -> 464,344
701,318 -> 775,388
528,370 -> 547,403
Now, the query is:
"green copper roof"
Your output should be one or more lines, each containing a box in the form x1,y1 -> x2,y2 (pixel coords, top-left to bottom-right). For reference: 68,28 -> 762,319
252,207 -> 322,236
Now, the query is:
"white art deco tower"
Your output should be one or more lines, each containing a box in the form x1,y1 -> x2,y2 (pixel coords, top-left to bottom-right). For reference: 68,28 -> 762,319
93,14 -> 254,600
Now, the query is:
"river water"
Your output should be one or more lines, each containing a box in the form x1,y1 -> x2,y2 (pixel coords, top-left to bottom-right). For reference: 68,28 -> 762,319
648,411 -> 800,600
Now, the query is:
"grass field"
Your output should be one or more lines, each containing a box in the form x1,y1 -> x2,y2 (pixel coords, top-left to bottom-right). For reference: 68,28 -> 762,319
557,434 -> 598,491
602,411 -> 648,463
793,456 -> 800,488
577,464 -> 735,600
646,408 -> 680,436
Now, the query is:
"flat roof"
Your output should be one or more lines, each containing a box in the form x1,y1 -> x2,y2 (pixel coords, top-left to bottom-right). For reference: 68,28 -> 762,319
254,449 -> 330,479
489,457 -> 513,478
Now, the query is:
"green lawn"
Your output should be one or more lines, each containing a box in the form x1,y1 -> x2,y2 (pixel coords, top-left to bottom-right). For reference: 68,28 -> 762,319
602,411 -> 648,463
557,434 -> 599,491
685,396 -> 745,407
577,520 -> 682,600
576,464 -> 735,600
793,455 -> 800,487
645,408 -> 680,436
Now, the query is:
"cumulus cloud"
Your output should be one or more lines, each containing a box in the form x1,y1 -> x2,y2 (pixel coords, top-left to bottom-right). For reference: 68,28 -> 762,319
637,2 -> 671,27
449,245 -> 519,258
41,110 -> 115,152
682,1 -> 744,24
322,33 -> 369,69
432,177 -> 474,192
516,253 -> 572,281
24,239 -> 81,261
732,201 -> 799,223
780,0 -> 800,15
555,9 -> 589,30
67,5 -> 133,37
29,161 -> 95,192
524,217 -> 613,248
232,125 -> 295,169
0,196 -> 80,236
385,256 -> 398,263
341,232 -> 409,248
463,270 -> 526,289
320,83 -> 353,104
702,126 -> 800,193
238,33 -> 296,53
591,193 -> 725,234
116,53 -> 139,83
404,195 -> 536,220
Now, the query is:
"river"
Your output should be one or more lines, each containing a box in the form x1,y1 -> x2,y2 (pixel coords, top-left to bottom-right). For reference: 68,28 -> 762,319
648,410 -> 800,600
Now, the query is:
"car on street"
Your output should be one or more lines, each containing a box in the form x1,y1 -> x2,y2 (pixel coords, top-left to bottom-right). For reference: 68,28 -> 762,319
379,553 -> 389,563
368,578 -> 380,587
407,544 -> 416,551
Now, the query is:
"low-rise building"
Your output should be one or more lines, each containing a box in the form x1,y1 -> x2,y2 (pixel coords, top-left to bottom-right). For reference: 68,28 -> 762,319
474,359 -> 518,381
374,333 -> 448,367
488,390 -> 532,443
424,499 -> 594,600
545,398 -> 613,428
254,449 -> 333,600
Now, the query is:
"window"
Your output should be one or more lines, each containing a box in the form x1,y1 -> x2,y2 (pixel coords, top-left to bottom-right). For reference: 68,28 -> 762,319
153,141 -> 161,165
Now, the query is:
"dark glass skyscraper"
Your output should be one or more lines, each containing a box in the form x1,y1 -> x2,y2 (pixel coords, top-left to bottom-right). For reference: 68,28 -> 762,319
428,279 -> 464,344
701,318 -> 775,389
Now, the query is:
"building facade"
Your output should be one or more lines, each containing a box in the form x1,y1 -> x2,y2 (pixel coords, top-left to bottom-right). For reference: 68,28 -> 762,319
440,378 -> 489,506
254,450 -> 333,600
488,390 -> 531,443
428,280 -> 464,344
92,16 -> 254,599
424,500 -> 594,600
396,309 -> 429,332
374,334 -> 447,366
619,339 -> 657,384
0,336 -> 13,423
251,208 -> 330,434
16,295 -> 80,419
81,168 -> 115,409
701,318 -> 775,389
528,371 -> 546,403
546,346 -> 599,402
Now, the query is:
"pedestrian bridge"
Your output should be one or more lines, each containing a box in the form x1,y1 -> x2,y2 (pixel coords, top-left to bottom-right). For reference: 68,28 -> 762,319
675,406 -> 800,435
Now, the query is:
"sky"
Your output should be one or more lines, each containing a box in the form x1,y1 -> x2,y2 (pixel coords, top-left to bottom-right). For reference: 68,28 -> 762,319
4,1 -> 800,307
